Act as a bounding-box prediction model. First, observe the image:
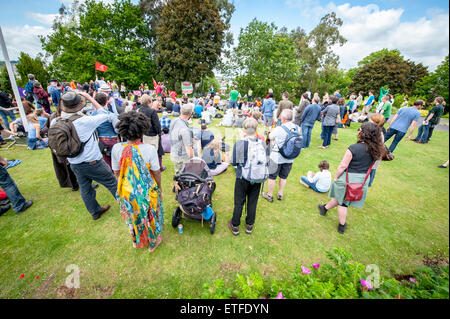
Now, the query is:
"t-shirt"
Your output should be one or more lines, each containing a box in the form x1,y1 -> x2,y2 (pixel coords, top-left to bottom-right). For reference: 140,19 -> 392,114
347,143 -> 374,174
308,170 -> 332,192
202,148 -> 221,170
214,96 -> 220,105
200,130 -> 215,149
230,90 -> 239,102
381,102 -> 392,119
172,103 -> 181,113
38,116 -> 48,129
322,104 -> 340,127
194,105 -> 203,117
391,107 -> 421,133
111,143 -> 160,172
269,122 -> 300,164
428,104 -> 444,125
169,117 -> 193,161
233,116 -> 245,128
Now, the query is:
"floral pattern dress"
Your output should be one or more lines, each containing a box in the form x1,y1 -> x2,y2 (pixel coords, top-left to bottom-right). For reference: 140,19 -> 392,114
116,143 -> 163,249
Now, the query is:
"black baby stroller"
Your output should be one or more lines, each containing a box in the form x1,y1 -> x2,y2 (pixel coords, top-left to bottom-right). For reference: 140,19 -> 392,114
172,157 -> 217,234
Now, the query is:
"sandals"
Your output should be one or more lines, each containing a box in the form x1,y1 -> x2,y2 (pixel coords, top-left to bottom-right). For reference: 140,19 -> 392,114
277,193 -> 283,201
261,192 -> 273,203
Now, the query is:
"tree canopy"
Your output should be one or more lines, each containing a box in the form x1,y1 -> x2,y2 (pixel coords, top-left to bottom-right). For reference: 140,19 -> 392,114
415,55 -> 449,104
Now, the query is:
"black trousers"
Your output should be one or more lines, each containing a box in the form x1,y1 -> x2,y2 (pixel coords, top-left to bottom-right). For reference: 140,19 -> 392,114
231,178 -> 261,227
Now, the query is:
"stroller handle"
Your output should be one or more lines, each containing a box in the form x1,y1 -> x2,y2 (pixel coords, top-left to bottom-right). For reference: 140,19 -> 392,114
176,172 -> 207,183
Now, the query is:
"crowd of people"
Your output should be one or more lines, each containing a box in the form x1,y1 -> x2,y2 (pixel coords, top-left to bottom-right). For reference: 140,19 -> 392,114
0,73 -> 448,251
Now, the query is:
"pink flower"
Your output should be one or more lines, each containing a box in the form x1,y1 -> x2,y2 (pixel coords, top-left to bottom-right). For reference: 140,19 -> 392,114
312,263 -> 320,270
409,277 -> 417,284
301,266 -> 311,275
275,292 -> 286,299
360,279 -> 373,290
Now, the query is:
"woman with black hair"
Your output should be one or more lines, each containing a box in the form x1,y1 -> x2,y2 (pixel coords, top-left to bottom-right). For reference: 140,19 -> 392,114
318,122 -> 384,234
111,111 -> 164,252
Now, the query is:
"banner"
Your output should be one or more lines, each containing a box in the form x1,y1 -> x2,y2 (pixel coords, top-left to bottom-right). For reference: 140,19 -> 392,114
152,78 -> 158,90
378,87 -> 389,102
95,61 -> 109,72
181,82 -> 193,94
133,90 -> 142,97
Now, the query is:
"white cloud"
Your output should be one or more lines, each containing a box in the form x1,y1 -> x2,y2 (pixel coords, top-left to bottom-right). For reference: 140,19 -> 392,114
25,12 -> 59,26
287,1 -> 450,71
1,25 -> 51,61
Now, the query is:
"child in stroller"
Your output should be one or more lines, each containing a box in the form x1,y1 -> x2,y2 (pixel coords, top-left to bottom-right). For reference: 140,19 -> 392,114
172,157 -> 217,234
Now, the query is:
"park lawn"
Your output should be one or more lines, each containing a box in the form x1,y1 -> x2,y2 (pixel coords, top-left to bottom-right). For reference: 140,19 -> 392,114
0,117 -> 448,298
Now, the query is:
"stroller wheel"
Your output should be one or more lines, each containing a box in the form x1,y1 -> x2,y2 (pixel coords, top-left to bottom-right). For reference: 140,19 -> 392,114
210,213 -> 216,235
172,207 -> 182,228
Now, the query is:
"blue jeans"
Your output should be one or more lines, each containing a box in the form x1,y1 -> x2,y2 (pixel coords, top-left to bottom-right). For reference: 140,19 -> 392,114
301,176 -> 327,193
302,124 -> 313,148
0,166 -> 27,213
70,159 -> 118,218
320,118 -> 325,140
368,169 -> 377,187
229,100 -> 237,109
322,126 -> 334,147
415,124 -> 430,143
0,110 -> 16,127
384,128 -> 406,153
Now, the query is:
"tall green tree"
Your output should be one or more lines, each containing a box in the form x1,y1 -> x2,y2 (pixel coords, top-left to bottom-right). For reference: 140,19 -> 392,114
15,52 -> 50,88
317,66 -> 351,97
41,0 -> 155,88
357,49 -> 401,68
0,65 -> 12,94
415,55 -> 449,104
155,0 -> 226,88
349,53 -> 428,97
292,12 -> 346,92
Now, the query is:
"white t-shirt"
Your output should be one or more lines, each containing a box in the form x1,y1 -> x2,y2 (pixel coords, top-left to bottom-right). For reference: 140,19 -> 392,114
269,122 -> 299,164
307,170 -> 332,192
111,143 -> 160,172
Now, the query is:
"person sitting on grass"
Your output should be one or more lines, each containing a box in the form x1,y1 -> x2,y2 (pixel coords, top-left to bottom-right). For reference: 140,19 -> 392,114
318,122 -> 384,234
26,113 -> 48,150
300,160 -> 332,193
112,111 -> 163,253
218,108 -> 234,127
161,126 -> 171,153
202,138 -> 230,176
233,110 -> 245,128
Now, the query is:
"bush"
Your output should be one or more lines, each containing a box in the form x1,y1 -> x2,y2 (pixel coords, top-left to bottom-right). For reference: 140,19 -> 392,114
201,248 -> 449,299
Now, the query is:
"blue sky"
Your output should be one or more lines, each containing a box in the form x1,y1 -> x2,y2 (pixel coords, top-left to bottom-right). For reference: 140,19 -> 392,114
0,0 -> 449,70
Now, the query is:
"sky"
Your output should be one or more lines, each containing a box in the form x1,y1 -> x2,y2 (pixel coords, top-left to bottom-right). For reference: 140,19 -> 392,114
0,0 -> 449,71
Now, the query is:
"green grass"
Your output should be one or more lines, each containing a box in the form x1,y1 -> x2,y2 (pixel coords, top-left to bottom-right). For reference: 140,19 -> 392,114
0,118 -> 448,298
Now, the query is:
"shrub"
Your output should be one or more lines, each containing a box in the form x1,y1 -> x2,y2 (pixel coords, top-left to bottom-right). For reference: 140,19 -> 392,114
201,248 -> 449,299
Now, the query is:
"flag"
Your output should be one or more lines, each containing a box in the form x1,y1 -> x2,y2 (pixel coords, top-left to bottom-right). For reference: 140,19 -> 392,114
152,78 -> 158,90
18,87 -> 26,98
95,61 -> 109,72
378,87 -> 389,102
169,90 -> 177,100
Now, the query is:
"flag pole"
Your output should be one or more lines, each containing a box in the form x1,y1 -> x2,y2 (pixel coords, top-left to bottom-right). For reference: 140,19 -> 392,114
0,26 -> 27,132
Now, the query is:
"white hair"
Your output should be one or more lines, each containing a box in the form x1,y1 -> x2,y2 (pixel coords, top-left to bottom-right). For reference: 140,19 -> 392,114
181,103 -> 194,115
280,109 -> 293,121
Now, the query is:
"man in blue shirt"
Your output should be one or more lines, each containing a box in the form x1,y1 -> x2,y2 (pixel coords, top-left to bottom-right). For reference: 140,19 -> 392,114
362,91 -> 375,114
261,93 -> 276,132
301,97 -> 322,148
57,91 -> 119,220
385,100 -> 423,152
160,111 -> 171,131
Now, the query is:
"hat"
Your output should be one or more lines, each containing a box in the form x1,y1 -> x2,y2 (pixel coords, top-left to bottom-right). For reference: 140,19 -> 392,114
237,110 -> 243,116
99,84 -> 111,92
60,92 -> 86,113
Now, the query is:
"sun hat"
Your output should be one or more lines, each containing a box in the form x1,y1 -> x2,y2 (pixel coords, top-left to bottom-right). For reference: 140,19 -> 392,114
237,110 -> 243,116
60,91 -> 86,113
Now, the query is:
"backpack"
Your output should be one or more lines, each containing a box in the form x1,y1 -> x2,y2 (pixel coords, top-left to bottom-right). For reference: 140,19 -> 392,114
176,182 -> 214,215
48,115 -> 93,158
241,138 -> 268,184
278,125 -> 303,160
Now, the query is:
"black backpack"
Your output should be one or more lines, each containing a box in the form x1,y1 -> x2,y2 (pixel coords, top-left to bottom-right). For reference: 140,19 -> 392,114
48,115 -> 92,158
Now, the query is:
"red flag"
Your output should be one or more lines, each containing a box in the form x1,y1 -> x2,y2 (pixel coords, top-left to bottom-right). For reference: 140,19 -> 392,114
152,78 -> 157,90
169,90 -> 177,100
95,61 -> 109,72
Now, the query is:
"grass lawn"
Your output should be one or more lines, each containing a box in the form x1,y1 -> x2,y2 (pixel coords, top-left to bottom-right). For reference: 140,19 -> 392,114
0,117 -> 448,298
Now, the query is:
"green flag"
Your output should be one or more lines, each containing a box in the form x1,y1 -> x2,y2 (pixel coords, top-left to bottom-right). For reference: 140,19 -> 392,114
379,87 -> 389,102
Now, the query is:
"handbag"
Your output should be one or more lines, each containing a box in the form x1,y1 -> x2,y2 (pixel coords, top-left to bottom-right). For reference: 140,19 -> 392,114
345,162 -> 374,202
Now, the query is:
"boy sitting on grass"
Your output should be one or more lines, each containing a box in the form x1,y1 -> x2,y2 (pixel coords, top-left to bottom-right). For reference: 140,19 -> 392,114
300,160 -> 332,193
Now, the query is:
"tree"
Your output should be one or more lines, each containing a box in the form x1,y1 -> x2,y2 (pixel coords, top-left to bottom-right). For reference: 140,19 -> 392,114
292,12 -> 346,92
155,0 -> 226,88
349,53 -> 429,97
225,19 -> 303,101
357,49 -> 401,68
415,55 -> 449,104
317,66 -> 352,97
15,52 -> 50,88
41,0 -> 155,88
0,65 -> 12,94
